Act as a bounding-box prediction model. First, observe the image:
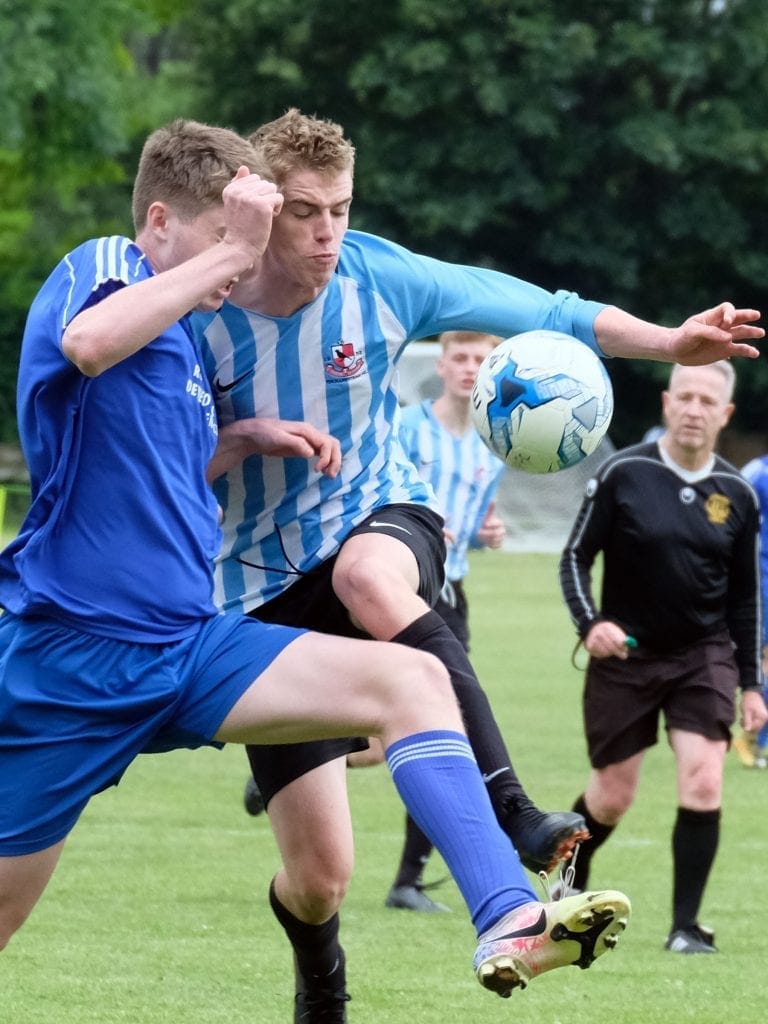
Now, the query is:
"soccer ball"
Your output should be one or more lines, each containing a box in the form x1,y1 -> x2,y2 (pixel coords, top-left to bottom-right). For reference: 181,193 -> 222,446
470,330 -> 613,473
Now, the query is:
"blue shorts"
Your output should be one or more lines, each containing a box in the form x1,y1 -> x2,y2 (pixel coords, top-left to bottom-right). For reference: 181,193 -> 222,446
0,611 -> 305,855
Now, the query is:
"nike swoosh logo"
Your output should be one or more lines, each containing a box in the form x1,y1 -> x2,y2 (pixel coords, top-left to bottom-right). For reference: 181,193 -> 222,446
492,909 -> 546,940
367,521 -> 412,535
213,369 -> 254,393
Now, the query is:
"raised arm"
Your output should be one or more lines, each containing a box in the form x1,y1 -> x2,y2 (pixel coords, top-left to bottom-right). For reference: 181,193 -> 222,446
594,302 -> 763,364
63,169 -> 282,376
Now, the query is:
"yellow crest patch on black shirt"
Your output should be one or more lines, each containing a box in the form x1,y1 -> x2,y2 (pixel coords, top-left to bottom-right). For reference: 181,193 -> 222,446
705,493 -> 731,525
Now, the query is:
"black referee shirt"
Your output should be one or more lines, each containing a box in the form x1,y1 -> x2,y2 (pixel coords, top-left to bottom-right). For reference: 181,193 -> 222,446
559,441 -> 761,690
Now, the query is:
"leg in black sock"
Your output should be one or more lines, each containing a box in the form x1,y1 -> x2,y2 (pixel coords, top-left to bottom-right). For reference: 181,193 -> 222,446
393,813 -> 434,888
392,610 -> 587,871
568,794 -> 616,891
269,879 -> 350,1022
671,806 -> 720,933
384,815 -> 450,912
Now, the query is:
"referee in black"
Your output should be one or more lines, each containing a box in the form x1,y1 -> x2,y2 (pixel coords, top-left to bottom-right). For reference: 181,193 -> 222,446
558,359 -> 767,955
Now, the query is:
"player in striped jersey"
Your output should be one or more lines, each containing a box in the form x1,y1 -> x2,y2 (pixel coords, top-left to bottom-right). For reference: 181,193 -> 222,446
197,109 -> 762,1020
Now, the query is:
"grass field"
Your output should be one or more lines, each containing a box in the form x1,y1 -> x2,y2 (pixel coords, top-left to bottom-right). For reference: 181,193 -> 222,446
1,550 -> 766,1023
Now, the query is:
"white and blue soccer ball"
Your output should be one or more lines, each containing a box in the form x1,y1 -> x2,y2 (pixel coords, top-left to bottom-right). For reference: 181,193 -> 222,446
470,330 -> 613,473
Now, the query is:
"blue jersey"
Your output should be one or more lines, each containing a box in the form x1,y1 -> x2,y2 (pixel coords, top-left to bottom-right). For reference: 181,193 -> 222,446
196,229 -> 606,614
742,455 -> 768,646
398,401 -> 505,582
0,236 -> 222,641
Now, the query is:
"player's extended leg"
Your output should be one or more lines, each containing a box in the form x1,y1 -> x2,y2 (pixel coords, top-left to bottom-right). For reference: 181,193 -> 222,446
664,729 -> 725,954
265,757 -> 354,1020
216,631 -> 632,996
331,530 -> 587,872
0,841 -> 65,950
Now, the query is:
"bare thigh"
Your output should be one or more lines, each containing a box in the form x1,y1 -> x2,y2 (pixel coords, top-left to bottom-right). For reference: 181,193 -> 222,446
214,631 -> 459,746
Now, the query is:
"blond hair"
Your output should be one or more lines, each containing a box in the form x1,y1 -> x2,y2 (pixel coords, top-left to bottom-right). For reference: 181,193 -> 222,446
131,119 -> 263,231
247,108 -> 355,187
438,330 -> 504,352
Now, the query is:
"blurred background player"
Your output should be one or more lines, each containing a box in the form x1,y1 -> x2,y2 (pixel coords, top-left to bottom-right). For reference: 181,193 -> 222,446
558,361 -> 767,954
733,451 -> 768,768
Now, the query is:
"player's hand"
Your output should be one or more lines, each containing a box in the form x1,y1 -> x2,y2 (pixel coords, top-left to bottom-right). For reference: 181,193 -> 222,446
208,418 -> 341,482
584,620 -> 633,660
475,502 -> 506,549
668,302 -> 763,364
221,166 -> 283,265
741,688 -> 768,733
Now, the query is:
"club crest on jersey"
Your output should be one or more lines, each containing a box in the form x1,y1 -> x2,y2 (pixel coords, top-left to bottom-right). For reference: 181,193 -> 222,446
705,493 -> 731,525
325,340 -> 365,380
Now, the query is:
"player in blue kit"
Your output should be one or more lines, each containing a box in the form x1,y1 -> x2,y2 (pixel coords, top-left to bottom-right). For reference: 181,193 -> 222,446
0,119 -> 636,1010
197,108 -> 762,1021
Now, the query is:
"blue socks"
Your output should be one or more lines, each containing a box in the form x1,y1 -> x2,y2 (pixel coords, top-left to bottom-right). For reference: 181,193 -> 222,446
386,730 -> 537,934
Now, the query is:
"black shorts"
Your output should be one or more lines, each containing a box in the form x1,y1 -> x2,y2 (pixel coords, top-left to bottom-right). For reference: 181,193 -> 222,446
435,578 -> 470,652
245,503 -> 446,805
583,633 -> 739,769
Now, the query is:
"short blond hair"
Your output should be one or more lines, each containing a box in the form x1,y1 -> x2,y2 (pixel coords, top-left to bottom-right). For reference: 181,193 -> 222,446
131,119 -> 262,231
438,330 -> 504,352
247,108 -> 355,187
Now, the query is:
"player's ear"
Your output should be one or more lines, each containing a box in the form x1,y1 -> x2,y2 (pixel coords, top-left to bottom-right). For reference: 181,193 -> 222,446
145,201 -> 170,235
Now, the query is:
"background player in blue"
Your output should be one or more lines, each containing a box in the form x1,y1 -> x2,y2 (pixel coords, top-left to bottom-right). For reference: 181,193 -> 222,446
733,452 -> 768,767
197,107 -> 762,1020
0,119 -> 636,1009
558,362 -> 767,954
383,330 -> 507,912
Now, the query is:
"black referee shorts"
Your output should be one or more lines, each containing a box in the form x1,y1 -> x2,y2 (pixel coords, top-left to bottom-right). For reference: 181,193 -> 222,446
583,633 -> 739,769
245,503 -> 447,805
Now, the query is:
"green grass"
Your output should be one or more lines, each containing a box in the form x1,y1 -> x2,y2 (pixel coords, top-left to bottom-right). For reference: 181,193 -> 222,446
2,550 -> 766,1023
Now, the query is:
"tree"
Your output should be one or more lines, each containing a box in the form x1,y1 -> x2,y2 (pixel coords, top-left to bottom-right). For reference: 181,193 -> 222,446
177,0 -> 768,443
0,0 -> 191,442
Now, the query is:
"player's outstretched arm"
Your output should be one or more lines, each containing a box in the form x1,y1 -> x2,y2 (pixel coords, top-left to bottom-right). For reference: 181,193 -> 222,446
593,302 -> 763,364
208,417 -> 341,482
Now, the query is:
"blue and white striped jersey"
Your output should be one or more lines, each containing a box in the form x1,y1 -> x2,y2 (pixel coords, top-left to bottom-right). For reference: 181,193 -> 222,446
398,401 -> 505,582
195,229 -> 606,614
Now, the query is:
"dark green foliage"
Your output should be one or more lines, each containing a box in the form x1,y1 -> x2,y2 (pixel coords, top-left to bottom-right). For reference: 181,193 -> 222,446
2,1 -> 768,444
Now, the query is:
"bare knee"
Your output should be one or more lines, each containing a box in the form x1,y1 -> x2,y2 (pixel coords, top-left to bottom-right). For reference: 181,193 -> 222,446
0,904 -> 32,952
586,772 -> 637,825
277,861 -> 351,923
333,552 -> 397,611
679,763 -> 722,808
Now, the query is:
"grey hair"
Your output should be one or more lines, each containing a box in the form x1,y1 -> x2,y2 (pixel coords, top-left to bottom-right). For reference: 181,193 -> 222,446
668,360 -> 736,402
